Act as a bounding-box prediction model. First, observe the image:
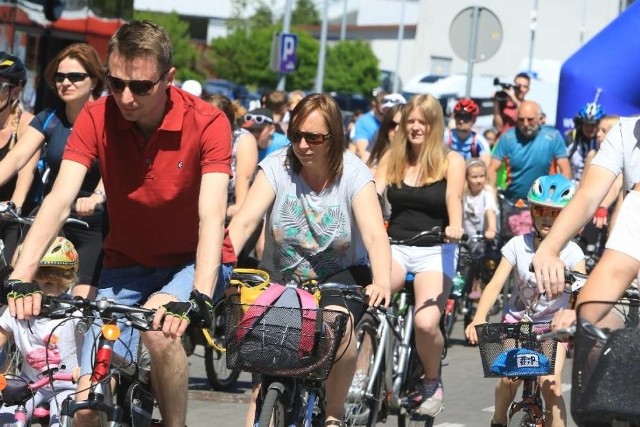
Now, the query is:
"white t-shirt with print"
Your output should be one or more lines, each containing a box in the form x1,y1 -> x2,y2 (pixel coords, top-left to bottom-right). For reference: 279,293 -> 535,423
502,233 -> 584,322
259,149 -> 372,282
0,309 -> 81,388
590,115 -> 640,191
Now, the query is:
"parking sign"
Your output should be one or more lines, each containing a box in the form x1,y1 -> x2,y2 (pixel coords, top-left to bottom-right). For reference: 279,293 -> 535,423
279,33 -> 297,74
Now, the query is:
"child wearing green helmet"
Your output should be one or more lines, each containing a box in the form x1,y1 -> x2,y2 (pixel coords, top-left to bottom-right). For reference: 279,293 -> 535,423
465,175 -> 586,427
0,237 -> 81,425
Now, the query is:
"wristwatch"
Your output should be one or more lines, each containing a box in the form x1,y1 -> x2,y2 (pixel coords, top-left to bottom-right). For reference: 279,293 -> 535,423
93,189 -> 106,202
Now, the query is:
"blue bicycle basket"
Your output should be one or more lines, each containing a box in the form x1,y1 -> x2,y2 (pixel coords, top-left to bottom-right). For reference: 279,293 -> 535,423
490,348 -> 550,377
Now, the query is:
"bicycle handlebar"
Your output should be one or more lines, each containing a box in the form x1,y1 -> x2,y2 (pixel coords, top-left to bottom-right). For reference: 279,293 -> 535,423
536,318 -> 609,342
388,226 -> 469,246
528,264 -> 588,294
0,201 -> 90,228
40,295 -> 156,332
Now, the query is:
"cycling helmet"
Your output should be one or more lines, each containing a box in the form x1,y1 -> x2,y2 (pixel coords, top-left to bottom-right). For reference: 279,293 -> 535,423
453,98 -> 480,117
40,237 -> 79,272
0,53 -> 26,86
577,102 -> 605,123
527,174 -> 576,209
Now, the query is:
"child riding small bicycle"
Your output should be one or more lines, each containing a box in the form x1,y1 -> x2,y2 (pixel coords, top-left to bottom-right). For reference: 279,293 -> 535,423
0,237 -> 81,427
465,175 -> 586,427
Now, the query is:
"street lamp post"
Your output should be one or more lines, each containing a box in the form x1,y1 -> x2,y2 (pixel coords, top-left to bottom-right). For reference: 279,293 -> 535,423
314,0 -> 329,93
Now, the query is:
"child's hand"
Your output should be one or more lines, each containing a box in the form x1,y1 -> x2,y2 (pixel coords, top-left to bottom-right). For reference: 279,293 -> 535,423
465,320 -> 485,345
484,229 -> 496,241
71,366 -> 81,383
551,308 -> 577,334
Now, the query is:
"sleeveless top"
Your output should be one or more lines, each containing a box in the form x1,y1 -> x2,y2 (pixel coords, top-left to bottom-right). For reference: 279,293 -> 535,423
387,179 -> 449,246
0,135 -> 18,202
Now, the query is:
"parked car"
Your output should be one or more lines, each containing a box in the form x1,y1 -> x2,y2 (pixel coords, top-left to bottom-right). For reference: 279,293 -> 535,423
403,73 -> 447,95
203,79 -> 258,110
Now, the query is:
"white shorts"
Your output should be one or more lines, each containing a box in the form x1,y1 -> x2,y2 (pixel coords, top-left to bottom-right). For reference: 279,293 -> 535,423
606,190 -> 640,262
391,243 -> 459,279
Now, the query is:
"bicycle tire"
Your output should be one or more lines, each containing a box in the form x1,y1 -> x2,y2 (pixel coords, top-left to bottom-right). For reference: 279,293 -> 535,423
259,387 -> 286,427
397,348 -> 423,427
344,313 -> 383,427
204,306 -> 241,391
508,408 -> 537,427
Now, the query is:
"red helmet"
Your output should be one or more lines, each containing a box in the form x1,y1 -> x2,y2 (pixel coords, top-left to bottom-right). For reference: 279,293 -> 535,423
453,98 -> 480,117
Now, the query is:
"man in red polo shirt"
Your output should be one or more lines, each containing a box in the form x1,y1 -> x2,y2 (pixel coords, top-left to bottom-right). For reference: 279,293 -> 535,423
5,20 -> 234,426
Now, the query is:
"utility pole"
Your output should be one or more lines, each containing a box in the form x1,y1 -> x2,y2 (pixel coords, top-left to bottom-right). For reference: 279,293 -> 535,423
276,0 -> 293,91
314,0 -> 329,93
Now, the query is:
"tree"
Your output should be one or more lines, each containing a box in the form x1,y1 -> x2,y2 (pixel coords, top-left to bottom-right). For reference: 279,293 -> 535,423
292,0 -> 320,26
324,40 -> 379,95
210,25 -> 319,91
133,11 -> 204,82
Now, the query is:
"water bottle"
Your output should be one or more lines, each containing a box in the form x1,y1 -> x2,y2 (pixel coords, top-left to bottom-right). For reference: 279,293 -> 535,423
451,272 -> 465,298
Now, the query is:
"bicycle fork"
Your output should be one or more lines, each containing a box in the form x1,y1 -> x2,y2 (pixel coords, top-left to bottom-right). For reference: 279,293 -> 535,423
388,294 -> 415,405
509,378 -> 544,426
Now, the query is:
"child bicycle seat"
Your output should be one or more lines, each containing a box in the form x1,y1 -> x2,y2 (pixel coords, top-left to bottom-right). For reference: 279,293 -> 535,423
490,348 -> 550,377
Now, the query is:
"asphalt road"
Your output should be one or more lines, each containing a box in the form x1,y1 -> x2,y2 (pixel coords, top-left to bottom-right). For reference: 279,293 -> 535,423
184,312 -> 579,427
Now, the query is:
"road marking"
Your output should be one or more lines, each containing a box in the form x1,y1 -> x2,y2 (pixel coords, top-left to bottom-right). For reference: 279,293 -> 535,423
563,382 -> 572,392
482,406 -> 495,412
435,424 -> 466,427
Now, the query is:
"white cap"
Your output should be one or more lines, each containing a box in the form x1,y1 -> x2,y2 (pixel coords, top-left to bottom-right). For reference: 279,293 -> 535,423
181,80 -> 202,97
381,93 -> 406,110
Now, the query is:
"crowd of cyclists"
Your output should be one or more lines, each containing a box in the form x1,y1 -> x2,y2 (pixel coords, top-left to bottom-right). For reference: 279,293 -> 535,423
0,17 -> 635,427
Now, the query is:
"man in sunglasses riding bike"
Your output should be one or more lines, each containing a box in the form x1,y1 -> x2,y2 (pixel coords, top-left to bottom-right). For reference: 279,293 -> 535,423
4,20 -> 236,427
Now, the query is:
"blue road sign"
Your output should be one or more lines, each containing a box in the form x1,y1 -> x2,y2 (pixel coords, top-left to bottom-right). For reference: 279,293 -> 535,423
279,33 -> 298,74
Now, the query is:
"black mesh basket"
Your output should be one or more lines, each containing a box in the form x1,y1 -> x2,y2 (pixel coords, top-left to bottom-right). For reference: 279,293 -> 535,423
224,301 -> 348,381
476,322 -> 557,378
571,299 -> 640,425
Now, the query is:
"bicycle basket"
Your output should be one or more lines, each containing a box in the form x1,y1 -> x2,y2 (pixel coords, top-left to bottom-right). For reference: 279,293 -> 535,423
224,302 -> 348,380
476,322 -> 556,378
571,299 -> 640,425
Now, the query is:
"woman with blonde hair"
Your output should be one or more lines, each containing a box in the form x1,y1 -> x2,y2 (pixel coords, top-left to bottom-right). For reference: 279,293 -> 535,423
375,93 -> 465,417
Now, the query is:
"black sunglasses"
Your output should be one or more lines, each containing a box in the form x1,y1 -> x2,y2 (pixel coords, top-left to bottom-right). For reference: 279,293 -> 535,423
244,114 -> 273,124
105,70 -> 169,96
54,72 -> 89,84
290,131 -> 332,145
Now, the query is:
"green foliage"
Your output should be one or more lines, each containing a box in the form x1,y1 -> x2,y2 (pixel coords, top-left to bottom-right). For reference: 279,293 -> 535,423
324,40 -> 379,95
210,25 -> 319,91
292,0 -> 320,26
133,10 -> 204,81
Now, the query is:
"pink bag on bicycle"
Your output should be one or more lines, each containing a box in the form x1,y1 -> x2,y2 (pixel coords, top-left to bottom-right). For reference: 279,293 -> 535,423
235,284 -> 320,357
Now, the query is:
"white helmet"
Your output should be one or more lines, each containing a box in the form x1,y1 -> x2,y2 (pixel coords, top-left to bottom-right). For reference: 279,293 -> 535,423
181,80 -> 202,97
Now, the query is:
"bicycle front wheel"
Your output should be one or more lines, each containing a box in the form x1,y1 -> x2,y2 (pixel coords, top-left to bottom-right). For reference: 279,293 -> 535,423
204,305 -> 241,390
344,313 -> 384,426
259,387 -> 286,427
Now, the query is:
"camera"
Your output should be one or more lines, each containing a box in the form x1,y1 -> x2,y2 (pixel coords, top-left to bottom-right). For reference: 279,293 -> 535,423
493,77 -> 514,103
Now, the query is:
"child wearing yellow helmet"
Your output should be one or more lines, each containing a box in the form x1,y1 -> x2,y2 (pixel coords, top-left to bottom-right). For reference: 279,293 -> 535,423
0,237 -> 80,425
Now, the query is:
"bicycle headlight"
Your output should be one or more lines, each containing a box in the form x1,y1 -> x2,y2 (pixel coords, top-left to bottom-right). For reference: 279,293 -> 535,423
0,374 -> 6,391
484,258 -> 497,271
101,324 -> 121,341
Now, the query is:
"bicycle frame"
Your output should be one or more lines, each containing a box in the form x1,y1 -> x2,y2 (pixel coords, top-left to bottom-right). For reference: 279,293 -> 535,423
507,377 -> 544,426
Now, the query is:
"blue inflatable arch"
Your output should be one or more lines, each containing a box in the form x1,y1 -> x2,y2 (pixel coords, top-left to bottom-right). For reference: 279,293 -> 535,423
556,1 -> 640,135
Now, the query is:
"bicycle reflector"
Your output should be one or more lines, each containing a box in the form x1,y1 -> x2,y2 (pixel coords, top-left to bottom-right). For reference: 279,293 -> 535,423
101,324 -> 121,341
0,374 -> 6,391
515,199 -> 527,208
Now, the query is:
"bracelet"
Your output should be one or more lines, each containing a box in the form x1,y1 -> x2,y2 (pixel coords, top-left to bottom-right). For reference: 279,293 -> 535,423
93,189 -> 106,202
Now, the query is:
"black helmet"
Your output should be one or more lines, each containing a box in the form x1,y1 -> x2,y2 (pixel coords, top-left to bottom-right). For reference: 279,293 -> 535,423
0,53 -> 26,86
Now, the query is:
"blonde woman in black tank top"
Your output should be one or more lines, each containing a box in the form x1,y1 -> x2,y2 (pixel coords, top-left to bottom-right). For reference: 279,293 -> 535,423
375,93 -> 466,417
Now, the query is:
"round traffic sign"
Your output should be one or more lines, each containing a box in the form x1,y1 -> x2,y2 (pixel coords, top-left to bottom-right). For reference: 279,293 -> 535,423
449,7 -> 503,63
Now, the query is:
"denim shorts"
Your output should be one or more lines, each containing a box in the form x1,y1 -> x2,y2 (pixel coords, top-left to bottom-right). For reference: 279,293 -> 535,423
80,261 -> 234,376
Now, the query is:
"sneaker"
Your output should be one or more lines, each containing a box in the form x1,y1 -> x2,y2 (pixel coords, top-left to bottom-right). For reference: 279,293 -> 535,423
414,378 -> 444,417
347,370 -> 367,400
490,418 -> 507,427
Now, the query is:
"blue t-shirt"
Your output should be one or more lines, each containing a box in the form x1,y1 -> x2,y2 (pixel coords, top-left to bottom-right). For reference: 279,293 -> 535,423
259,132 -> 290,161
353,111 -> 381,152
492,126 -> 568,201
444,129 -> 490,160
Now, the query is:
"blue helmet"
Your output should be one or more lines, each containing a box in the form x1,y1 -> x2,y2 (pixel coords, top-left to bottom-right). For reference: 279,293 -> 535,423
527,174 -> 576,209
577,102 -> 605,123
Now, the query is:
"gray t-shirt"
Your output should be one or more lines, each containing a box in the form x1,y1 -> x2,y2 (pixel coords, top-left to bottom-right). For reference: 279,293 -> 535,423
260,149 -> 372,282
591,115 -> 640,191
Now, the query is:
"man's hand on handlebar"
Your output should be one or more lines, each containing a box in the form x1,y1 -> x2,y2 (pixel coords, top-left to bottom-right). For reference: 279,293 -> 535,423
154,289 -> 213,338
531,248 -> 567,298
364,283 -> 390,308
550,307 -> 576,341
3,279 -> 43,320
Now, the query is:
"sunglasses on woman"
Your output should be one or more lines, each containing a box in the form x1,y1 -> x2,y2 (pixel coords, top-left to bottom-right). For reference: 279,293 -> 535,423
54,72 -> 89,83
105,70 -> 169,96
244,114 -> 273,124
290,131 -> 332,145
